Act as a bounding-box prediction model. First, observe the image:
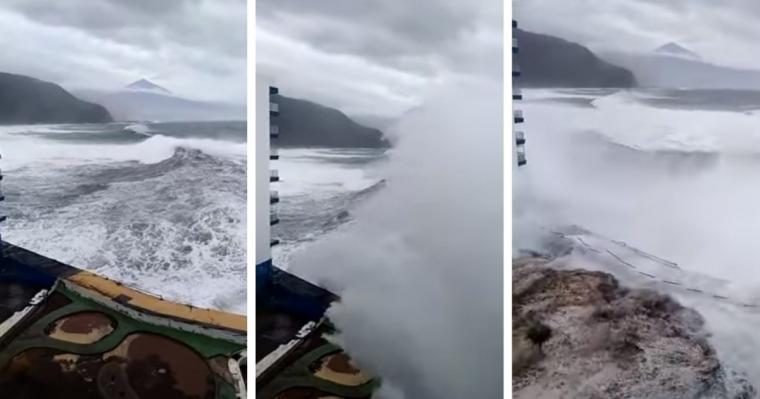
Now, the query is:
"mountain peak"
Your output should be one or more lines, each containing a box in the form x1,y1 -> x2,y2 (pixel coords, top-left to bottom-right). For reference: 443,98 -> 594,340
125,78 -> 172,95
655,42 -> 701,60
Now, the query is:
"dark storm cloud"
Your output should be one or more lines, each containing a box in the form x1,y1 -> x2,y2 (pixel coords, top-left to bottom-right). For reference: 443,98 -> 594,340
257,0 -> 502,117
0,0 -> 245,103
5,0 -> 244,58
514,0 -> 760,70
258,0 -> 476,60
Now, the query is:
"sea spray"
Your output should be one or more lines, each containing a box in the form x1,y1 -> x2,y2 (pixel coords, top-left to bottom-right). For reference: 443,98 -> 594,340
290,78 -> 503,398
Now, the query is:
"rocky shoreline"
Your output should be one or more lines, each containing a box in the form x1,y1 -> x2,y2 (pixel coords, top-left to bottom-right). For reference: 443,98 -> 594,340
513,257 -> 755,398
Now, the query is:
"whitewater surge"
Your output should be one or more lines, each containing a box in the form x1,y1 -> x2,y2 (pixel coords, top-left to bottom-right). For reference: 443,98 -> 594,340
0,121 -> 247,313
289,80 -> 503,398
0,123 -> 245,168
516,89 -> 760,282
275,148 -> 384,197
515,88 -> 760,395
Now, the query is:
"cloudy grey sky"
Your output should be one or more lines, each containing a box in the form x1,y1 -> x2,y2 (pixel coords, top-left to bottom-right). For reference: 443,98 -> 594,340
0,0 -> 245,103
515,0 -> 760,71
257,0 -> 502,119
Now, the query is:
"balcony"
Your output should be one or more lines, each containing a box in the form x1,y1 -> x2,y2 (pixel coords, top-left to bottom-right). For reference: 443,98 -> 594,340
513,87 -> 522,100
270,125 -> 279,138
270,102 -> 279,116
515,131 -> 526,145
270,190 -> 280,204
270,147 -> 279,160
514,110 -> 524,123
512,38 -> 518,53
512,62 -> 521,77
270,169 -> 279,182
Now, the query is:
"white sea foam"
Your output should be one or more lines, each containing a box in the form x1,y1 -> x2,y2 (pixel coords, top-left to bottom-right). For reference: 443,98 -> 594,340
124,123 -> 152,136
581,90 -> 760,153
0,124 -> 74,134
276,148 -> 383,196
516,89 -> 760,283
0,123 -> 246,314
0,133 -> 245,169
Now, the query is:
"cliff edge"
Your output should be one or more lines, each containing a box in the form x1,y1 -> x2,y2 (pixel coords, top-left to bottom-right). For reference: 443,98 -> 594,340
513,257 -> 754,398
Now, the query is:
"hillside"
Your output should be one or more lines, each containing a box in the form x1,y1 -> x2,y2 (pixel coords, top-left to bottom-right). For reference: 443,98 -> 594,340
273,95 -> 389,148
515,29 -> 636,88
0,72 -> 113,124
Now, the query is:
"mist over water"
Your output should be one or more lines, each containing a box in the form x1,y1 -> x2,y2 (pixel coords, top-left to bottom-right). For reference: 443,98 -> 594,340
290,80 -> 503,398
514,88 -> 760,393
515,89 -> 760,282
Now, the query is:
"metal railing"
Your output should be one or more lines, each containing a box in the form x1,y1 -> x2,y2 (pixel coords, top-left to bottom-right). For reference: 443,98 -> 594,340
270,210 -> 280,225
513,87 -> 522,99
515,131 -> 526,144
517,147 -> 527,166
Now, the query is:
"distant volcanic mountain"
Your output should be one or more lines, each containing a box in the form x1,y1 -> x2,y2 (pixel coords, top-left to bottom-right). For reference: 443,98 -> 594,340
125,78 -> 172,95
0,72 -> 113,124
74,79 -> 244,122
654,42 -> 701,61
601,42 -> 760,90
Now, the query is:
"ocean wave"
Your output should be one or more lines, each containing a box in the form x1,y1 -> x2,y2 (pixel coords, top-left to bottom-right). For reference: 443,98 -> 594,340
124,123 -> 152,136
0,121 -> 247,313
2,144 -> 246,313
0,133 -> 245,170
275,148 -> 383,197
523,89 -> 760,156
87,146 -> 243,184
592,91 -> 760,153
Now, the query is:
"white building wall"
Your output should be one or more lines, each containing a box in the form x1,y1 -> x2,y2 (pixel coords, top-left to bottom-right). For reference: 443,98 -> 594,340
256,76 -> 271,266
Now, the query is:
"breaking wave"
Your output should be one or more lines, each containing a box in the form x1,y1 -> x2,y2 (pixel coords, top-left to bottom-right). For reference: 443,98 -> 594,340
124,123 -> 152,136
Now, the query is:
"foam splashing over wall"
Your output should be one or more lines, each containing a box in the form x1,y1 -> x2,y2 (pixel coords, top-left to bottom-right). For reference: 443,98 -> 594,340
290,78 -> 503,398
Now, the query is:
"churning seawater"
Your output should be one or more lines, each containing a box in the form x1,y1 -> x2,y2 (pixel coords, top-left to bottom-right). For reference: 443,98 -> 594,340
0,121 -> 247,313
271,147 -> 387,270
